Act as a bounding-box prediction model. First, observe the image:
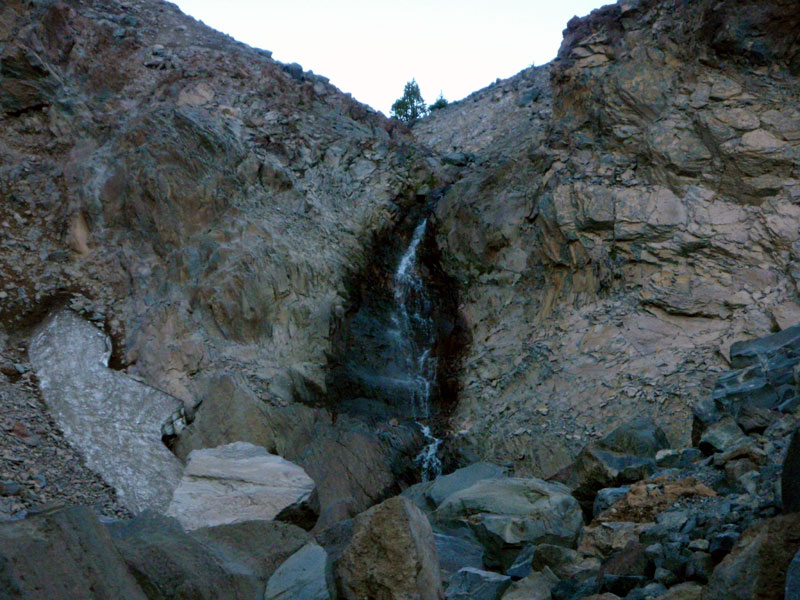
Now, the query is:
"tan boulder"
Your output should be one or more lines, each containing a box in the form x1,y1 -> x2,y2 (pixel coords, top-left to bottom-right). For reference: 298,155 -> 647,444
337,496 -> 443,600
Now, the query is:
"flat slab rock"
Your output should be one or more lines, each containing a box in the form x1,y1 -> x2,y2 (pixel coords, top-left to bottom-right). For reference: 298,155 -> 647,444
167,442 -> 315,530
28,309 -> 183,513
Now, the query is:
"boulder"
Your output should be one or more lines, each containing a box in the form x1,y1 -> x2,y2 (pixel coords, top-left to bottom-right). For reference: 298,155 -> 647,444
698,417 -> 748,455
427,462 -> 506,507
531,543 -> 598,579
445,567 -> 511,600
704,513 -> 800,599
574,418 -> 669,511
712,325 -> 800,418
600,541 -> 652,578
107,511 -> 261,599
190,519 -> 309,582
506,545 -> 536,579
783,426 -> 800,513
435,477 -> 583,569
28,310 -> 183,512
580,522 -> 646,559
593,477 -> 715,525
434,533 -> 486,582
736,405 -> 778,434
594,486 -> 631,517
0,505 -> 146,599
167,442 -> 315,530
337,496 -> 443,600
500,568 -> 558,600
264,542 -> 335,600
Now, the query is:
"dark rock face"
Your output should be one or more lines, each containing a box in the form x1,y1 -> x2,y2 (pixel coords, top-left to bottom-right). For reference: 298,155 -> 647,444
326,209 -> 467,421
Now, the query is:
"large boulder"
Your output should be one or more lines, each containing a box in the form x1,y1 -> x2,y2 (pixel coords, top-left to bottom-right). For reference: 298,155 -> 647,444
174,376 -> 425,530
337,496 -> 443,600
0,505 -> 147,599
189,519 -> 309,583
28,310 -> 183,512
435,477 -> 583,569
167,442 -> 315,530
704,513 -> 800,600
711,324 -> 800,419
574,418 -> 670,512
264,542 -> 335,600
108,511 -> 261,599
427,463 -> 506,507
445,567 -> 511,600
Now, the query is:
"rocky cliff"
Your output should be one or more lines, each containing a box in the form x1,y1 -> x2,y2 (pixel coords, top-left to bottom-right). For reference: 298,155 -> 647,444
416,0 -> 800,478
3,0 -> 800,598
0,0 -> 444,524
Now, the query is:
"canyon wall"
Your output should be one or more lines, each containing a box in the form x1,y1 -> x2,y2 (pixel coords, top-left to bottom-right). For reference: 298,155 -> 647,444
416,0 -> 800,477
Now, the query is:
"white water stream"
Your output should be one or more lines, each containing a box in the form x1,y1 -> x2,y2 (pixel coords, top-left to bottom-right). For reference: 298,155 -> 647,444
389,218 -> 442,480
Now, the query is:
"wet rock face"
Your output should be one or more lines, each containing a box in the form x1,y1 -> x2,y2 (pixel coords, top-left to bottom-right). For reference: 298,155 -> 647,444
416,0 -> 800,475
327,211 -> 466,420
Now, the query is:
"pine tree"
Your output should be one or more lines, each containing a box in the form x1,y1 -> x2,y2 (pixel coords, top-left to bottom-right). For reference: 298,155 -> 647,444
429,92 -> 448,111
391,79 -> 428,123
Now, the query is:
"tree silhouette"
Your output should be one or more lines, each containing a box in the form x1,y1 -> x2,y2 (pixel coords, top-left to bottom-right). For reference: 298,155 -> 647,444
391,79 -> 428,123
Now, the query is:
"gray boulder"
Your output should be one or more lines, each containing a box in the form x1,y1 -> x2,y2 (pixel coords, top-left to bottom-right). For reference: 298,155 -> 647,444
435,477 -> 583,569
445,567 -> 512,600
265,542 -> 334,600
574,417 -> 669,510
435,533 -> 486,582
593,486 -> 631,517
712,324 -> 800,418
0,505 -> 147,599
698,417 -> 748,455
427,462 -> 506,507
108,510 -> 261,599
190,519 -> 309,583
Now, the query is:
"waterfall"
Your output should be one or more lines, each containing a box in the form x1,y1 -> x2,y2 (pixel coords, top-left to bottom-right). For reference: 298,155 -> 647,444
390,218 -> 442,480
390,218 -> 437,419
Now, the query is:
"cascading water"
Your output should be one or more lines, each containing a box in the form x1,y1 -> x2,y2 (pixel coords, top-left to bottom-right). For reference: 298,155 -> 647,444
390,218 -> 437,419
388,218 -> 442,480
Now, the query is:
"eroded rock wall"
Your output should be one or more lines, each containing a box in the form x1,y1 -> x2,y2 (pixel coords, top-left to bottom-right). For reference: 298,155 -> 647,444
0,0 -> 438,415
416,0 -> 800,477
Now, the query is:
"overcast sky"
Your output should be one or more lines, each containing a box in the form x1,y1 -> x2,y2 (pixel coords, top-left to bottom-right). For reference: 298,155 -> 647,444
171,0 -> 610,115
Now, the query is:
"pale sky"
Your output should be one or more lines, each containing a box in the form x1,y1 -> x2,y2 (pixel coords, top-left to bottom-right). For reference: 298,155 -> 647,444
172,0 -> 610,115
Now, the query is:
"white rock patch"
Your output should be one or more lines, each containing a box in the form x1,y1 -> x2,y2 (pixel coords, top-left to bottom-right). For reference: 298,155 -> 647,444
167,442 -> 315,530
29,309 -> 183,513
